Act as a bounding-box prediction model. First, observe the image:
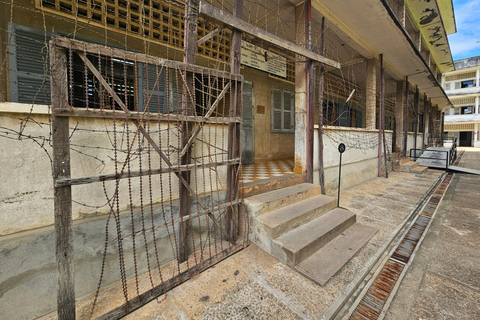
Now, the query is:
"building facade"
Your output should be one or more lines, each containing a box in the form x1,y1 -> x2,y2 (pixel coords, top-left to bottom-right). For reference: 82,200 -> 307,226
443,56 -> 480,147
0,0 -> 456,318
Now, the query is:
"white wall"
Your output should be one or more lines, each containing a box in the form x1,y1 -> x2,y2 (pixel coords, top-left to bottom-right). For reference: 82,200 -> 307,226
0,104 -> 229,236
313,126 -> 394,195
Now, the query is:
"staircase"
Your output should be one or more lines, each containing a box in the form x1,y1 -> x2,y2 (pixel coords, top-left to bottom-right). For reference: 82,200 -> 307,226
398,157 -> 428,173
244,181 -> 377,286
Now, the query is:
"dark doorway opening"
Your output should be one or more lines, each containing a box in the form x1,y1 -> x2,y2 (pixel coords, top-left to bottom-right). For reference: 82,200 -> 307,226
459,131 -> 472,146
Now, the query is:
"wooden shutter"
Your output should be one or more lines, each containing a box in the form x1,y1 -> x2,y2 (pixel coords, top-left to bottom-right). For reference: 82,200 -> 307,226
338,103 -> 350,127
283,90 -> 293,131
272,88 -> 282,132
137,63 -> 167,113
9,24 -> 51,105
241,82 -> 254,164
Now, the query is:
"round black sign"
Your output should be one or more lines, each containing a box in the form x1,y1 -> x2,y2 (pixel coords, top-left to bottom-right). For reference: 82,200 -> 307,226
338,143 -> 346,153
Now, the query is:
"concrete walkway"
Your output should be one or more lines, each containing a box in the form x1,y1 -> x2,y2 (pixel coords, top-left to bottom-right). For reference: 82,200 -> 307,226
385,148 -> 480,320
117,170 -> 443,320
38,169 -> 443,319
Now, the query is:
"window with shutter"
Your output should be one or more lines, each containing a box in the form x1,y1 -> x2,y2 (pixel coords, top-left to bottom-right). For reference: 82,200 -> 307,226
137,65 -> 182,114
271,87 -> 294,133
9,23 -> 51,105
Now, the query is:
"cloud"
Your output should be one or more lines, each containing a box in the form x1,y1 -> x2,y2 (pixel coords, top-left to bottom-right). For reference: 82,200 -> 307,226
448,0 -> 480,60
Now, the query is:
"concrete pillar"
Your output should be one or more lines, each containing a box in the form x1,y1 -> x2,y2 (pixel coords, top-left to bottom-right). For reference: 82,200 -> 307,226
475,96 -> 479,114
395,81 -> 405,152
424,99 -> 430,146
294,4 -> 307,174
475,123 -> 479,146
366,58 -> 377,130
397,0 -> 406,27
476,68 -> 480,87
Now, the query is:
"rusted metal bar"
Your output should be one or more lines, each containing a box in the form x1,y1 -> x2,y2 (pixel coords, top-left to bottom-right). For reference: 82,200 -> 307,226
226,0 -> 243,243
179,82 -> 231,157
55,158 -> 241,187
423,93 -> 427,148
318,17 -> 326,194
306,0 -> 314,183
380,58 -> 388,178
403,77 -> 409,157
198,1 -> 340,68
179,0 -> 199,263
95,245 -> 245,320
53,37 -> 243,82
413,86 -> 419,158
379,54 -> 384,177
50,41 -> 76,320
197,28 -> 220,46
53,109 -> 241,124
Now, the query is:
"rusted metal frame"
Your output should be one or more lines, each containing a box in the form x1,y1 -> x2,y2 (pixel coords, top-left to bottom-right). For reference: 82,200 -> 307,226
306,0 -> 314,184
50,41 -> 75,320
179,82 -> 231,157
53,37 -> 243,82
403,77 -> 409,157
75,48 -> 210,224
197,28 -> 220,46
441,109 -> 445,144
95,245 -> 245,320
53,109 -> 241,124
198,1 -> 340,69
178,0 -> 200,263
380,54 -> 388,178
413,86 -> 419,159
422,93 -> 427,147
225,0 -> 243,244
379,54 -> 383,177
55,158 -> 241,187
317,17 -> 326,195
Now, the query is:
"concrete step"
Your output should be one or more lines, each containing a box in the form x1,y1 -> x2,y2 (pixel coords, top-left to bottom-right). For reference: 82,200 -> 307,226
412,166 -> 428,174
403,161 -> 419,172
244,183 -> 322,216
400,157 -> 411,165
240,173 -> 305,198
296,223 -> 377,286
257,194 -> 337,239
272,208 -> 356,266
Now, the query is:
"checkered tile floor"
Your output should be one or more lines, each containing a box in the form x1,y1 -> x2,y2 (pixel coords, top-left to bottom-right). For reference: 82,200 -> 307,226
240,158 -> 294,183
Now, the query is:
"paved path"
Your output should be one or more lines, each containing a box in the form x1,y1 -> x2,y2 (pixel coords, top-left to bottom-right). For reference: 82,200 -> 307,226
386,148 -> 480,320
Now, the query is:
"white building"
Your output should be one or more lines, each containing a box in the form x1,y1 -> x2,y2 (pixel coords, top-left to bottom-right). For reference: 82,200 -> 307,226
443,57 -> 480,147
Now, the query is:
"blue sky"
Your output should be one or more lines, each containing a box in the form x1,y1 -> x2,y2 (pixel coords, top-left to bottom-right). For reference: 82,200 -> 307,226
448,0 -> 480,60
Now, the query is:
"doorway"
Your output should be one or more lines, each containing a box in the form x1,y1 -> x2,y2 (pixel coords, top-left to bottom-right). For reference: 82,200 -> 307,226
241,81 -> 254,164
459,131 -> 472,146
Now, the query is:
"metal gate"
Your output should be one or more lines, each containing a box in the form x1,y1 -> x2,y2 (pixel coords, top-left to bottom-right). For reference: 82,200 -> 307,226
50,37 -> 246,319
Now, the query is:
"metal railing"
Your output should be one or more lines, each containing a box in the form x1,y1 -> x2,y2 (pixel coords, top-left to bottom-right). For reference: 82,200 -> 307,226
410,137 -> 457,169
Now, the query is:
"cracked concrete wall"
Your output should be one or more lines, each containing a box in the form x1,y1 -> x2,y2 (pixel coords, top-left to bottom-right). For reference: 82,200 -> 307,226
0,194 -> 224,319
313,128 -> 424,194
0,106 -> 229,236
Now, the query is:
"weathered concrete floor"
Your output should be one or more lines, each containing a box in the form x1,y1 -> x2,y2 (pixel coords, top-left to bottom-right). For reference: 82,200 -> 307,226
386,148 -> 480,320
39,170 -> 442,319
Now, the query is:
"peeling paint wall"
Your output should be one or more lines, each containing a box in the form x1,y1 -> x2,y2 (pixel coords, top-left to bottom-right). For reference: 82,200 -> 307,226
242,67 -> 295,160
0,105 -> 229,236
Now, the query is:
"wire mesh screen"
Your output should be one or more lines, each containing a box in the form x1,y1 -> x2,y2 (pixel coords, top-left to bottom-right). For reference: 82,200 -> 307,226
50,37 -> 247,318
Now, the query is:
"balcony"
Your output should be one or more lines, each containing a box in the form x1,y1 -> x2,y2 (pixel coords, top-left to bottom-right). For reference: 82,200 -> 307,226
445,114 -> 480,123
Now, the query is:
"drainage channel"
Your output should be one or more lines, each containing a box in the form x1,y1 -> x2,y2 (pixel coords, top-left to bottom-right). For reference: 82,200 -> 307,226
344,152 -> 463,320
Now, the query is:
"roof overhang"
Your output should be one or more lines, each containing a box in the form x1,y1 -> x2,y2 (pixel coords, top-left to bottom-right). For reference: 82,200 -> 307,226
437,0 -> 456,35
309,0 -> 453,109
405,0 -> 455,74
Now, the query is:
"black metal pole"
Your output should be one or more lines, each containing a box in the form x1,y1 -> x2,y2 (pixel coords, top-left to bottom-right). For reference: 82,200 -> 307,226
338,152 -> 342,207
